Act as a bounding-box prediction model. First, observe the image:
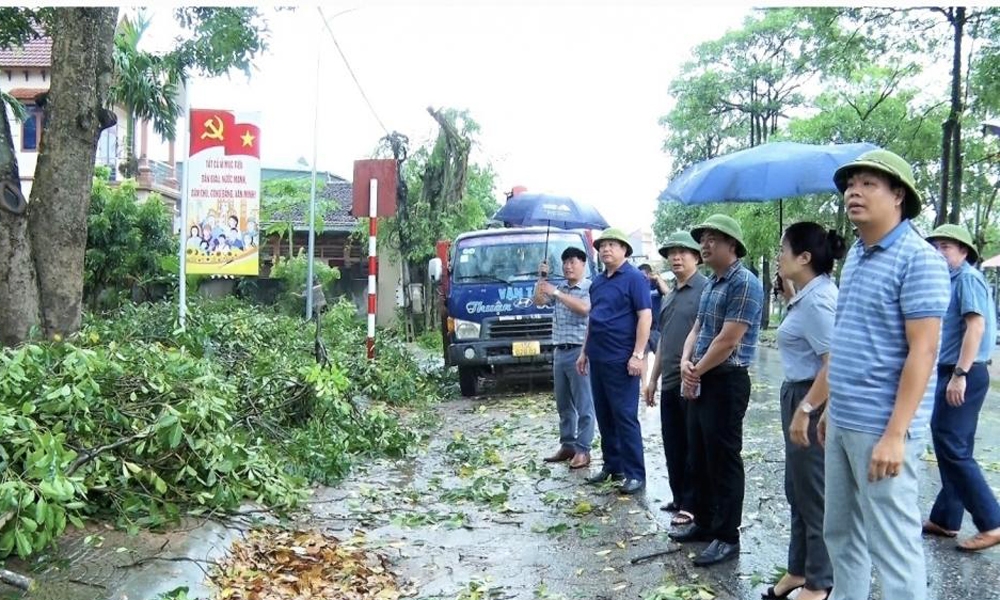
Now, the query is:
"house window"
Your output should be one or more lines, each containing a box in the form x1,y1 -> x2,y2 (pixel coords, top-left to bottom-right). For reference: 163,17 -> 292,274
21,106 -> 44,152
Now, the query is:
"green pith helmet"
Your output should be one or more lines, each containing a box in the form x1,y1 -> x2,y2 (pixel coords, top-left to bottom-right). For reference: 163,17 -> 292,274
593,227 -> 633,257
690,214 -> 747,258
833,149 -> 922,219
926,223 -> 979,264
658,230 -> 702,263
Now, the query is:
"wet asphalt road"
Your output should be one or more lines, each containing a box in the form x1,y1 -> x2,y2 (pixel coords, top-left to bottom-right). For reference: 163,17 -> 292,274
9,345 -> 999,600
300,344 -> 1000,600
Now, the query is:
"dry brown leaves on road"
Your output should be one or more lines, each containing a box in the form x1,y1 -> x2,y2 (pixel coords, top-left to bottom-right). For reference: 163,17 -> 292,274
209,528 -> 404,600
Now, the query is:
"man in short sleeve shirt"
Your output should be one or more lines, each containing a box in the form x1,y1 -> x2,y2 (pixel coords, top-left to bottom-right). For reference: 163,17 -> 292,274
534,246 -> 595,470
821,150 -> 950,600
575,228 -> 652,495
922,224 -> 1000,552
671,214 -> 763,567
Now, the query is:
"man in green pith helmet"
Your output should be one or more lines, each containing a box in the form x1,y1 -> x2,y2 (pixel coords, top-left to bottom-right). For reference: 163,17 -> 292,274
644,230 -> 707,527
671,213 -> 763,568
922,223 -> 1000,553
576,227 -> 652,495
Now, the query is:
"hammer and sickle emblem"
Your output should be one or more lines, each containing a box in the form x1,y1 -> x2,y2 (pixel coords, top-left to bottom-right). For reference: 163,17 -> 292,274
201,116 -> 224,140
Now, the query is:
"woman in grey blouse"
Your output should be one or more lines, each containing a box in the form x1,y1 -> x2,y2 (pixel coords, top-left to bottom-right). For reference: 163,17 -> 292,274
765,222 -> 846,600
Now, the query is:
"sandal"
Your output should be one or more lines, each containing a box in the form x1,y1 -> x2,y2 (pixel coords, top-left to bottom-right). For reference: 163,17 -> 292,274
670,510 -> 694,526
761,583 -> 803,599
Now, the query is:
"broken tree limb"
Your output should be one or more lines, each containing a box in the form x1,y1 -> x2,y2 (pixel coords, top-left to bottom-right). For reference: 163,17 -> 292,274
0,568 -> 34,591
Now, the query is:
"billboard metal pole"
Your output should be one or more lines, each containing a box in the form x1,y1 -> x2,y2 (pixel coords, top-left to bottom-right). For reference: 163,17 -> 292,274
178,84 -> 191,328
305,27 -> 322,320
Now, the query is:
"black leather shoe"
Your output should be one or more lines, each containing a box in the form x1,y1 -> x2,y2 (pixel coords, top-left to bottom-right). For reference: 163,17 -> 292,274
585,470 -> 624,484
619,478 -> 645,494
668,524 -> 713,543
693,539 -> 740,566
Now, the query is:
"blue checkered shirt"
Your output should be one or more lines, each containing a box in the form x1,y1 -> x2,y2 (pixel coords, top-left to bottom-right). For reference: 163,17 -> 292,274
693,260 -> 764,367
547,279 -> 590,345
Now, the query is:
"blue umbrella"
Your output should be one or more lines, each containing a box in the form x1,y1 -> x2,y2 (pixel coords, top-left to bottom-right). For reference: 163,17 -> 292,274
659,141 -> 880,204
658,141 -> 880,234
493,192 -> 609,230
492,192 -> 609,276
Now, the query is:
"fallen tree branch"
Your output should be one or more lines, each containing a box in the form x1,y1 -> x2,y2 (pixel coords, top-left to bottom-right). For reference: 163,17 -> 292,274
0,568 -> 34,591
66,427 -> 153,476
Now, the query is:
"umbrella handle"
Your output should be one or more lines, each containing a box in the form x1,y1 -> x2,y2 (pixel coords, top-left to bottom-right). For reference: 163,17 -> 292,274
540,223 -> 551,279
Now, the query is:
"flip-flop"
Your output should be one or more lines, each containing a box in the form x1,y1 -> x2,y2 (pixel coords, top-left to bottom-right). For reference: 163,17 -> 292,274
761,583 -> 803,599
670,510 -> 694,526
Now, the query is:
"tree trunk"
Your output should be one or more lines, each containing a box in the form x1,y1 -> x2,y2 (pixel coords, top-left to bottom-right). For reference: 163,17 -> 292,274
27,8 -> 119,339
0,103 -> 41,346
949,121 -> 963,224
938,119 -> 953,227
938,7 -> 965,227
947,7 -> 965,224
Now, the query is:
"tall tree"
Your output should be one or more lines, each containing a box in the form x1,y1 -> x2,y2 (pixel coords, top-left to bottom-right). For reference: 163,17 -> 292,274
660,8 -> 866,326
0,8 -> 270,346
375,107 -> 498,338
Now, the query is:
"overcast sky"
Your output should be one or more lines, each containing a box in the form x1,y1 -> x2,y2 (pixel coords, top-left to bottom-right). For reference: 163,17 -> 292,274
145,2 -> 752,234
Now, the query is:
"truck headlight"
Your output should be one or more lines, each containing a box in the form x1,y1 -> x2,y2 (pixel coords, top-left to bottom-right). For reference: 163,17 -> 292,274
453,319 -> 481,340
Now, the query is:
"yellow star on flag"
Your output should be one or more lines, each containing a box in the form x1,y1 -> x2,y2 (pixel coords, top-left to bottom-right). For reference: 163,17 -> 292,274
241,130 -> 255,147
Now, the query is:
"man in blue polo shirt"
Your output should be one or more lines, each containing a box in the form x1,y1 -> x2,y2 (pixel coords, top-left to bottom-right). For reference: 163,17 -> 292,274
670,213 -> 763,567
820,150 -> 950,600
922,224 -> 1000,552
576,227 -> 652,495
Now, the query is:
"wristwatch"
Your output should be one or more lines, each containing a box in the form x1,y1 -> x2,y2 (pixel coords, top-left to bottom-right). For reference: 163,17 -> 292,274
799,401 -> 815,415
953,366 -> 968,378
552,289 -> 562,298
631,352 -> 645,361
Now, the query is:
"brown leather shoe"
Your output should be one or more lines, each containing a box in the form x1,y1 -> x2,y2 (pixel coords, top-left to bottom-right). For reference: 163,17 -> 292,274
569,452 -> 590,469
957,529 -> 1000,552
543,447 -> 575,463
922,520 -> 958,538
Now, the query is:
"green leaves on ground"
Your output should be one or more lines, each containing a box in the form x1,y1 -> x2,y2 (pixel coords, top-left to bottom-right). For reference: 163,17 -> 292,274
0,297 -> 442,559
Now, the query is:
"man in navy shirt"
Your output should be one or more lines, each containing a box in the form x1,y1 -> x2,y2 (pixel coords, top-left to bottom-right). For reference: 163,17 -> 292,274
576,228 -> 652,494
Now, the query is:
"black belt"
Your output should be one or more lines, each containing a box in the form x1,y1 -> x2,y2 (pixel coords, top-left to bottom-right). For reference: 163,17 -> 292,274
942,361 -> 991,369
555,343 -> 581,350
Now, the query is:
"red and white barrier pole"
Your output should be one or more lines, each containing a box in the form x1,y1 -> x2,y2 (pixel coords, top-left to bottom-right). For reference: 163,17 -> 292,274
367,178 -> 378,359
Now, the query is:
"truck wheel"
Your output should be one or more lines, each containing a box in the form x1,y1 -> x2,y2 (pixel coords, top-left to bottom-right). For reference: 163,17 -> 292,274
458,367 -> 479,397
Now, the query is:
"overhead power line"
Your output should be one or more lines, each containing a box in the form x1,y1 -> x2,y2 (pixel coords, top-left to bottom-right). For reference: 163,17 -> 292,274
317,6 -> 389,135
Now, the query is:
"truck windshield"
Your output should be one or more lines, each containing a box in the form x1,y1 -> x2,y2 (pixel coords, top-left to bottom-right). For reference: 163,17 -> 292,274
452,233 -> 588,283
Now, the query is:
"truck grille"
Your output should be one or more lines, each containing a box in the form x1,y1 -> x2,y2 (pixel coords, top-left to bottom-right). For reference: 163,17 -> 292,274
485,316 -> 552,340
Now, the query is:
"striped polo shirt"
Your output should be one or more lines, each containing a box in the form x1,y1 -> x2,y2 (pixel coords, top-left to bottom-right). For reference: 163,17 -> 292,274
827,220 -> 950,436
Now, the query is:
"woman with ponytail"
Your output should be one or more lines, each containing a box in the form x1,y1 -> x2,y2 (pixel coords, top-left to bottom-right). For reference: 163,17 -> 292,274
765,222 -> 846,600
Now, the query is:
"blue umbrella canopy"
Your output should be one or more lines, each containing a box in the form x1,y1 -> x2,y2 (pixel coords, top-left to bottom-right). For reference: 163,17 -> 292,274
492,193 -> 609,230
659,141 -> 881,204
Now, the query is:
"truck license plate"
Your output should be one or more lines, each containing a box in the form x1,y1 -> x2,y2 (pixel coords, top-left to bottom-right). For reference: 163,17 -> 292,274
512,341 -> 540,357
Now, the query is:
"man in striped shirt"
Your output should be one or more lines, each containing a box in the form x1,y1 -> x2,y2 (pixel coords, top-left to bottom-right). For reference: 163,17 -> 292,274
820,150 -> 950,600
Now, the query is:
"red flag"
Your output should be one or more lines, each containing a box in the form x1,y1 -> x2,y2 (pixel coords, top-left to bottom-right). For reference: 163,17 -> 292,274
189,109 -> 260,158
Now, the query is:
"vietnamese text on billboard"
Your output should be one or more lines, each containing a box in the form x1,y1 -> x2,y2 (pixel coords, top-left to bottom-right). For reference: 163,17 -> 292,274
184,109 -> 261,276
